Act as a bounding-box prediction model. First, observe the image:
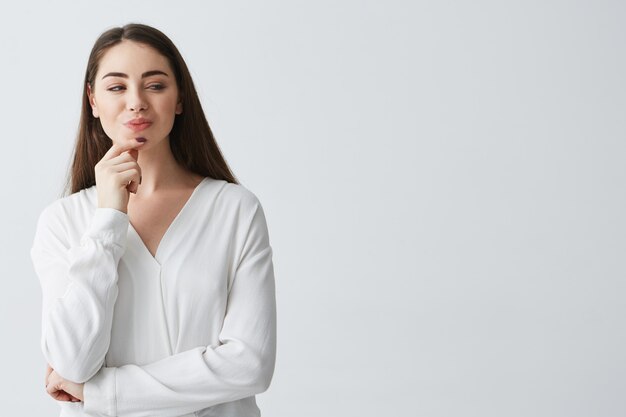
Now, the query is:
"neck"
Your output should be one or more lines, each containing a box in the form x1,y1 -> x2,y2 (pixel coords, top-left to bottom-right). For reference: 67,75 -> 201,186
132,137 -> 197,195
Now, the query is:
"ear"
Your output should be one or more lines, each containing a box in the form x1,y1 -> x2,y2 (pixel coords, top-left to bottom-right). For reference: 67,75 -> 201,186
175,96 -> 183,115
87,83 -> 99,118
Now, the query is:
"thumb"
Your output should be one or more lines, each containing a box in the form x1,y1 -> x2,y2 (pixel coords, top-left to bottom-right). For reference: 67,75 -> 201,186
127,148 -> 139,161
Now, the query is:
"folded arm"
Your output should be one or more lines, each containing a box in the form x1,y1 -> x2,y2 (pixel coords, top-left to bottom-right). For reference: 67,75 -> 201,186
83,201 -> 277,417
31,206 -> 129,383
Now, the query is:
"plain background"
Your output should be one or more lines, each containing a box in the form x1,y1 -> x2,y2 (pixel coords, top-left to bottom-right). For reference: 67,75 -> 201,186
0,1 -> 624,416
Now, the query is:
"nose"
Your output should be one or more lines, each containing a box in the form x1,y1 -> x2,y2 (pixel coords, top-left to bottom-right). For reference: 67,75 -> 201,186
126,87 -> 148,112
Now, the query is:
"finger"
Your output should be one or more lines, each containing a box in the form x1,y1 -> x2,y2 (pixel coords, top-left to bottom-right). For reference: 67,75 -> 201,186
101,139 -> 146,162
46,375 -> 74,402
47,370 -> 61,390
126,150 -> 141,192
100,158 -> 142,193
46,381 -> 59,397
121,150 -> 142,185
45,364 -> 53,384
62,392 -> 80,402
106,151 -> 142,189
111,148 -> 139,163
53,391 -> 74,402
127,148 -> 139,162
120,169 -> 141,194
52,391 -> 70,401
46,373 -> 58,396
110,161 -> 140,173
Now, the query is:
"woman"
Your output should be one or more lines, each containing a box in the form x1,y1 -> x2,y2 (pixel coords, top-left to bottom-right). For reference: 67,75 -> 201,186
30,23 -> 277,417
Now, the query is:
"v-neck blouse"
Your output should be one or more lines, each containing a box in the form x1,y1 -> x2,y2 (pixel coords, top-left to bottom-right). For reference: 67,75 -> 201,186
127,176 -> 209,266
30,177 -> 276,417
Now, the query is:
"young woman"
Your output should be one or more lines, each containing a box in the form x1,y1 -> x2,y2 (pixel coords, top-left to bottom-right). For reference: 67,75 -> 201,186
30,23 -> 276,417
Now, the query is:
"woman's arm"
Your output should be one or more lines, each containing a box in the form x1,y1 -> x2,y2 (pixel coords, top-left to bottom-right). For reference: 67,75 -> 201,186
31,204 -> 129,383
82,202 -> 277,417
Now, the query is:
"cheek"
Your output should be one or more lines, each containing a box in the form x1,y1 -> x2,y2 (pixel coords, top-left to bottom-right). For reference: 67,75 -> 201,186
162,98 -> 179,112
95,100 -> 126,141
96,98 -> 122,121
158,92 -> 180,113
98,110 -> 119,130
153,101 -> 179,124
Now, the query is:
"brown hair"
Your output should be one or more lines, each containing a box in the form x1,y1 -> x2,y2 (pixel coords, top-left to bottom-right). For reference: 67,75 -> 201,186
63,23 -> 238,196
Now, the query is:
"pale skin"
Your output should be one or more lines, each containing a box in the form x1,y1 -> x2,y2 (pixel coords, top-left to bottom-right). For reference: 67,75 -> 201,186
45,39 -> 205,401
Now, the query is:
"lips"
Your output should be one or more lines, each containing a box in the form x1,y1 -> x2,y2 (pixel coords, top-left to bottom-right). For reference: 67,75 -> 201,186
124,118 -> 153,132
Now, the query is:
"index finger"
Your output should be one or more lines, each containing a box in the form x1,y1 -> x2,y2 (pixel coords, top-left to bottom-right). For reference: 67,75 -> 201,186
102,139 -> 146,161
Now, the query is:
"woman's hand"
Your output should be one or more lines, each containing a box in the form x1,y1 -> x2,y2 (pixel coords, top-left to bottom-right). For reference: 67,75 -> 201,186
95,139 -> 145,213
45,364 -> 84,402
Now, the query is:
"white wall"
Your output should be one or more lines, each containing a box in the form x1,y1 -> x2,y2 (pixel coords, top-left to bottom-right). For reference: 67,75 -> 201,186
0,1 -> 624,416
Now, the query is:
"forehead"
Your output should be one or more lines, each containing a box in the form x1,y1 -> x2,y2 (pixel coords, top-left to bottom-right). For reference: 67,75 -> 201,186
97,40 -> 172,76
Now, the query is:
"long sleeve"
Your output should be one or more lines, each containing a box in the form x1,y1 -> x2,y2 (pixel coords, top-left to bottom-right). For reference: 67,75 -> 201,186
30,205 -> 129,383
82,201 -> 277,417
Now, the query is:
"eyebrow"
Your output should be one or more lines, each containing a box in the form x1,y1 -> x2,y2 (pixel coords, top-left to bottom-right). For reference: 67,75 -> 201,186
101,70 -> 169,80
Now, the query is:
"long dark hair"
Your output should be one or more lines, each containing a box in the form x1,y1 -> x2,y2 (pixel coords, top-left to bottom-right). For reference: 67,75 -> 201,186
63,23 -> 238,196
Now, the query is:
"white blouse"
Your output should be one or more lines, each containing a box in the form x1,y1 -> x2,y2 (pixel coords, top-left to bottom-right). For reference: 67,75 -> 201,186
30,177 -> 277,417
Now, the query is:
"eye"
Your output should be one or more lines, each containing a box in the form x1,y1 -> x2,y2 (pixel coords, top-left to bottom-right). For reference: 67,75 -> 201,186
107,85 -> 125,92
148,84 -> 165,91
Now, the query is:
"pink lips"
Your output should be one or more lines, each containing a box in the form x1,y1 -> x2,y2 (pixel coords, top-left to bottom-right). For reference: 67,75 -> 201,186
125,118 -> 152,132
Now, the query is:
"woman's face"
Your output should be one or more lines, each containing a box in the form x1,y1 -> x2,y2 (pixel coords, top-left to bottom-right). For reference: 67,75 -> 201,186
88,40 -> 182,148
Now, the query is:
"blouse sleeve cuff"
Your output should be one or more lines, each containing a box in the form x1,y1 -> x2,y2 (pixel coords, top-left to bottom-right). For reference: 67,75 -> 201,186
84,208 -> 129,249
83,366 -> 117,416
